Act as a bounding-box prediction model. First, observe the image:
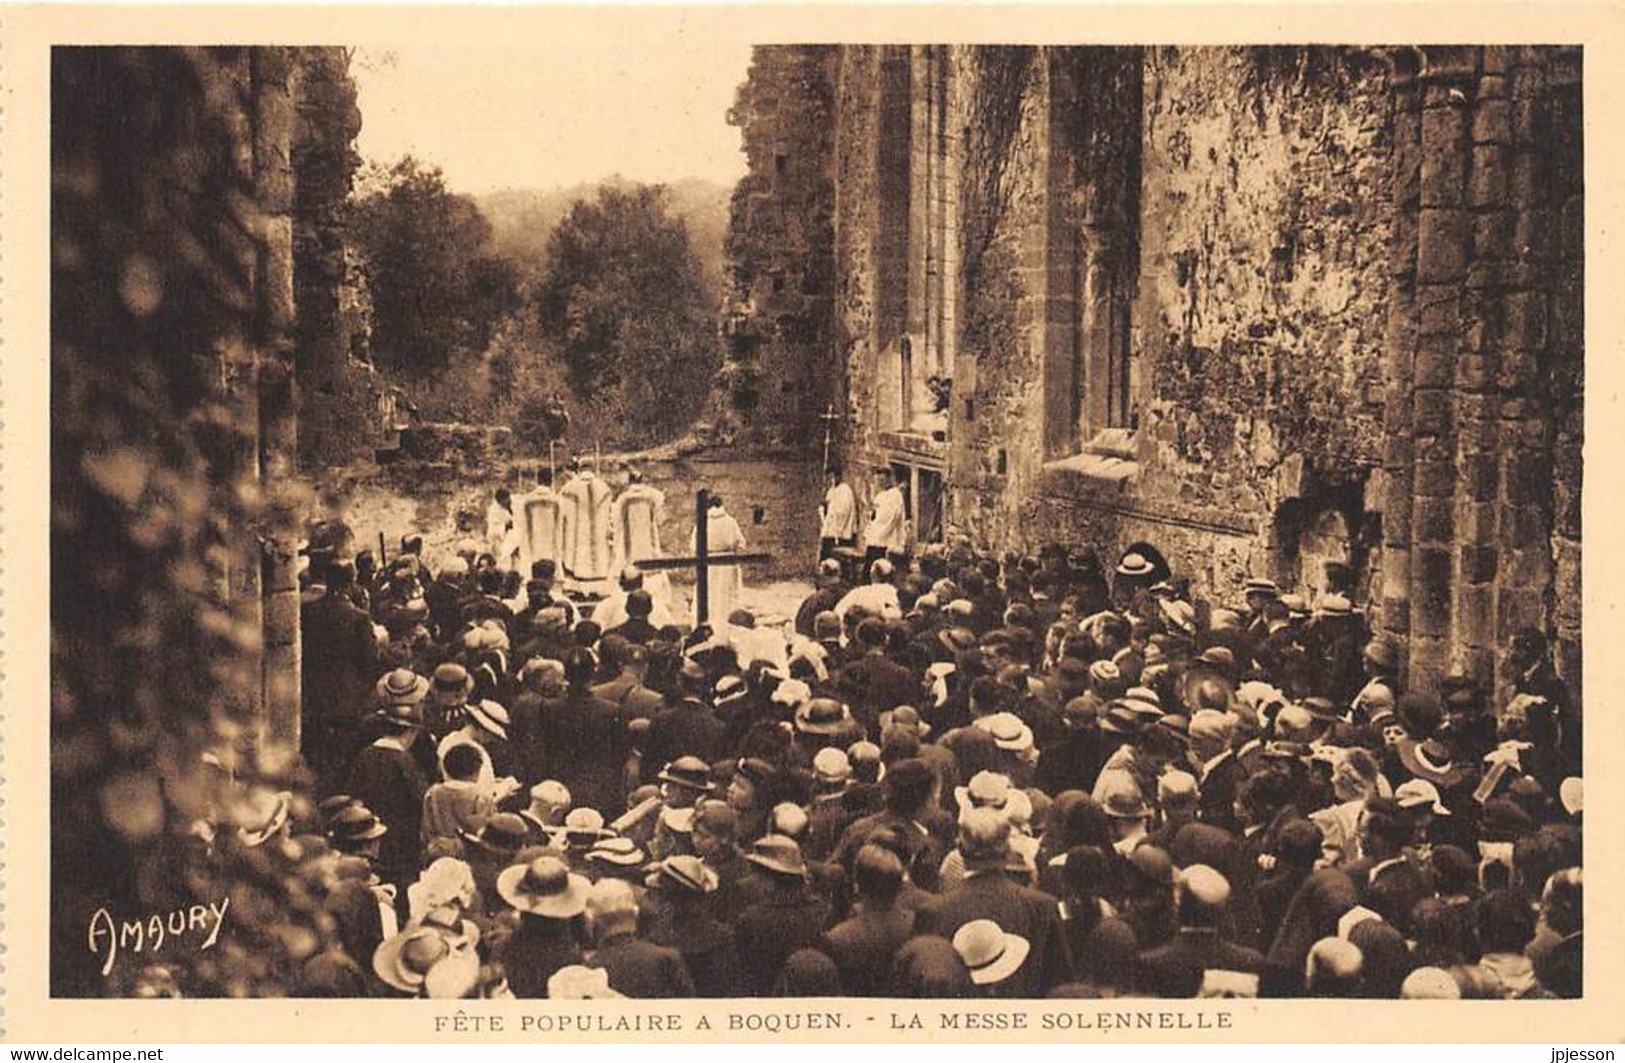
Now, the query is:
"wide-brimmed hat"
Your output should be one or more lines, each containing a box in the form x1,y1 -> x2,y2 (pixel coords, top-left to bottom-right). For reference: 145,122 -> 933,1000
1395,779 -> 1452,816
659,806 -> 696,834
372,927 -> 471,995
460,813 -> 529,856
1160,599 -> 1197,636
376,695 -> 426,730
644,854 -> 719,894
734,757 -> 776,788
1100,778 -> 1150,820
1116,553 -> 1156,578
657,756 -> 715,793
1300,696 -> 1343,724
879,705 -> 932,737
954,770 -> 1012,813
1316,594 -> 1354,617
1398,738 -> 1468,788
1280,593 -> 1309,618
771,678 -> 813,710
1099,701 -> 1146,735
547,965 -> 622,1000
375,668 -> 430,707
327,802 -> 388,845
431,662 -> 475,699
496,855 -> 591,918
938,626 -> 978,656
795,697 -> 853,736
812,746 -> 853,784
1242,577 -> 1280,598
559,807 -> 612,847
744,834 -> 807,877
976,712 -> 1034,754
1088,659 -> 1122,687
952,920 -> 1030,986
455,700 -> 506,741
585,836 -> 647,868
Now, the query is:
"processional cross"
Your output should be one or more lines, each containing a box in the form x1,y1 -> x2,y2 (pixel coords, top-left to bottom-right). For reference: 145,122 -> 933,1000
630,487 -> 772,624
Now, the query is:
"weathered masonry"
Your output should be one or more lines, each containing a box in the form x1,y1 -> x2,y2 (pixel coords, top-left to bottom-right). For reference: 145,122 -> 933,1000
725,45 -> 1582,704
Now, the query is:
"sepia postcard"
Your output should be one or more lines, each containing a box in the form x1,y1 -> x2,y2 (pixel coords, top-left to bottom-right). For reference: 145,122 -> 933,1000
2,0 -> 1623,1045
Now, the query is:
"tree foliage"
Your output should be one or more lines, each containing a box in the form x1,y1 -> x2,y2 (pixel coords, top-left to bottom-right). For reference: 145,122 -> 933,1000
534,185 -> 719,446
348,157 -> 518,375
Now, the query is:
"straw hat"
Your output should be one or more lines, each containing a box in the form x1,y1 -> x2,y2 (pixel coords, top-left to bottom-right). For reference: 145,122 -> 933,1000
496,856 -> 591,918
951,920 -> 1030,986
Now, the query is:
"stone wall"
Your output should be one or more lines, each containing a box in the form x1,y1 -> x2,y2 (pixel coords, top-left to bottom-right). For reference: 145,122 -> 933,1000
336,450 -> 820,584
1376,46 -> 1583,700
720,46 -> 840,449
50,45 -> 355,996
728,44 -> 1583,702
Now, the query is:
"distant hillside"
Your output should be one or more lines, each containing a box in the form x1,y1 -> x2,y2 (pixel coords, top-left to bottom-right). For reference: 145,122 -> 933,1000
477,176 -> 732,299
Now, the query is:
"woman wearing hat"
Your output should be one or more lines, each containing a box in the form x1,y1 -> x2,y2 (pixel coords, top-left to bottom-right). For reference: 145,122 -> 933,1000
494,855 -> 591,998
733,835 -> 832,995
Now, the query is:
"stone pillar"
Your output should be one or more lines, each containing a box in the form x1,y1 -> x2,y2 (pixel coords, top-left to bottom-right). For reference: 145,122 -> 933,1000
1407,46 -> 1478,693
1379,48 -> 1421,663
1546,47 -> 1584,705
253,47 -> 302,754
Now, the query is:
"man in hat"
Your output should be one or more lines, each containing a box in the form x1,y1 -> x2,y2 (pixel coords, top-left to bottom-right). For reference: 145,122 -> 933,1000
918,808 -> 1069,996
302,562 -> 380,783
1137,865 -> 1264,998
863,466 -> 909,568
644,855 -> 741,996
496,855 -> 590,997
1351,638 -> 1400,727
346,689 -> 431,888
583,878 -> 694,998
1189,710 -> 1241,835
804,747 -> 857,862
733,835 -> 832,995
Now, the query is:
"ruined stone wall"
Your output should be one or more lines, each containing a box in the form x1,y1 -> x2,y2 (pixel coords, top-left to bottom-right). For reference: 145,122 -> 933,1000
293,47 -> 370,468
721,46 -> 839,449
50,45 -> 346,996
1377,46 -> 1583,699
736,43 -> 1582,700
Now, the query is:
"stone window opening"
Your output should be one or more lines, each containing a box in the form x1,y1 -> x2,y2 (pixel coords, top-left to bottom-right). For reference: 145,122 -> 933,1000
1041,48 -> 1144,483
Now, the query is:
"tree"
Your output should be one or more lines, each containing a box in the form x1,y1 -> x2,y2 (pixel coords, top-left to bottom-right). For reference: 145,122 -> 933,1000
348,157 -> 517,375
535,185 -> 719,446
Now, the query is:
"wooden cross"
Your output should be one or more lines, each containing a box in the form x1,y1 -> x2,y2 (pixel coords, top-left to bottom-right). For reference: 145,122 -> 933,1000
631,487 -> 772,624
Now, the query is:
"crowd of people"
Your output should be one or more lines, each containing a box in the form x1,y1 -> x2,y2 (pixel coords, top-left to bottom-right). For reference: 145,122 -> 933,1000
270,505 -> 1583,1001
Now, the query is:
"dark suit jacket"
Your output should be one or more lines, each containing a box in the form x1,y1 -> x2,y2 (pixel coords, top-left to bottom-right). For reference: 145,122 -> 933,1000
644,701 -> 728,775
502,920 -> 583,999
1138,928 -> 1266,998
919,870 -> 1071,996
592,674 -> 665,721
589,933 -> 695,998
836,652 -> 919,729
649,906 -> 742,997
301,590 -> 378,721
1197,752 -> 1244,834
821,908 -> 917,996
733,885 -> 833,996
542,689 -> 628,812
